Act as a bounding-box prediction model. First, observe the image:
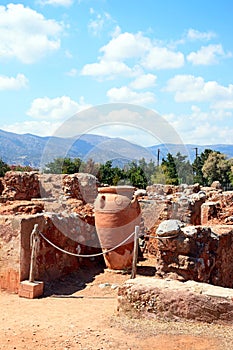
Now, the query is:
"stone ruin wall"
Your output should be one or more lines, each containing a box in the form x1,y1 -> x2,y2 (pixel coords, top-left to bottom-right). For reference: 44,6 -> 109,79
140,183 -> 233,288
1,171 -> 233,293
0,171 -> 100,293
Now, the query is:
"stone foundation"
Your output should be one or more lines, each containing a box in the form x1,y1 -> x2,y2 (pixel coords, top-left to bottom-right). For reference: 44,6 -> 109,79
118,277 -> 233,323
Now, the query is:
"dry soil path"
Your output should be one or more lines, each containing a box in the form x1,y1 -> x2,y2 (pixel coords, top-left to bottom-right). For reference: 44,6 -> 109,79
1,265 -> 233,350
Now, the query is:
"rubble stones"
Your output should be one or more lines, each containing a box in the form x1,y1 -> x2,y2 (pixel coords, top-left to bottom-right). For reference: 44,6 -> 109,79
1,171 -> 40,201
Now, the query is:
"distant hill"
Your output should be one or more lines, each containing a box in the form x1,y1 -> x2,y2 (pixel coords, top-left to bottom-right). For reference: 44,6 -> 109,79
0,129 -> 233,168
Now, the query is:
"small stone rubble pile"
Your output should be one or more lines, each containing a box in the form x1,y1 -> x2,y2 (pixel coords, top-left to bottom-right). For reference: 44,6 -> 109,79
0,171 -> 40,201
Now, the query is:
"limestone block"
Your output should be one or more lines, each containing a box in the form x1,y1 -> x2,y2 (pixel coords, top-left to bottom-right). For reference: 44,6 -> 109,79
118,277 -> 233,323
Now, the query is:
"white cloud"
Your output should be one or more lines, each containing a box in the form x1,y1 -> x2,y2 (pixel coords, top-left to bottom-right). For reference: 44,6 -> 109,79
81,59 -> 135,79
88,12 -> 113,36
100,32 -> 151,60
163,108 -> 233,145
186,28 -> 216,41
107,86 -> 155,105
81,31 -> 185,80
164,74 -> 233,108
187,44 -> 231,65
130,74 -> 156,90
27,96 -> 91,120
39,0 -> 73,6
0,4 -> 63,63
0,73 -> 28,90
142,46 -> 184,69
1,120 -> 62,136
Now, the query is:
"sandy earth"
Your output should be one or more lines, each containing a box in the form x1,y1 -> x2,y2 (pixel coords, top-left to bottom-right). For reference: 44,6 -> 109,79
1,263 -> 233,350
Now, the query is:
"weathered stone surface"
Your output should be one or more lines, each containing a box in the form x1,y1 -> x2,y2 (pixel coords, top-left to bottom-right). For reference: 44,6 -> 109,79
211,181 -> 222,189
118,277 -> 233,323
39,173 -> 64,199
156,220 -> 183,237
62,173 -> 98,204
0,200 -> 44,215
1,171 -> 40,200
201,202 -> 221,225
155,221 -> 233,288
211,225 -> 233,288
0,215 -> 21,293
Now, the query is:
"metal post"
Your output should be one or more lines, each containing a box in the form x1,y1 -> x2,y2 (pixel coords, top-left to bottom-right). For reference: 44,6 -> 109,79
131,225 -> 140,279
29,224 -> 39,283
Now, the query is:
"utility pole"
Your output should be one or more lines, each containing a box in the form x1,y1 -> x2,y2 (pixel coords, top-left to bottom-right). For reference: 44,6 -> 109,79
194,147 -> 198,160
157,148 -> 160,166
192,147 -> 198,176
192,147 -> 198,161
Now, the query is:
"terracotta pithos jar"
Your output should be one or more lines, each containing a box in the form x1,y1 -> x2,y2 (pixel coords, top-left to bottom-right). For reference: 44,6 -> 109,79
94,186 -> 141,270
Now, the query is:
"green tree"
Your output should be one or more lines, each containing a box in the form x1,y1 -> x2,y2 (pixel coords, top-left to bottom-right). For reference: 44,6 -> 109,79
138,158 -> 156,185
174,152 -> 193,184
97,160 -> 124,185
0,159 -> 10,177
125,161 -> 148,189
202,151 -> 231,186
161,153 -> 179,185
44,157 -> 82,174
62,157 -> 82,174
150,166 -> 166,184
10,165 -> 37,172
192,149 -> 214,185
228,159 -> 233,187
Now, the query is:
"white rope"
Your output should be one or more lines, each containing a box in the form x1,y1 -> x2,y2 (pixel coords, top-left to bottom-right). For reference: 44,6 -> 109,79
38,230 -> 135,258
144,234 -> 179,239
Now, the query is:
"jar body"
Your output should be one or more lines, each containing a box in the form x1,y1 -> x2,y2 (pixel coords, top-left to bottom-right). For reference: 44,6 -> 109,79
94,186 -> 141,270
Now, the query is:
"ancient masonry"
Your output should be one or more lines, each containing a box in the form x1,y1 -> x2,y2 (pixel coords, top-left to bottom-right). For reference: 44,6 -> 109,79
0,171 -> 99,293
1,171 -> 233,321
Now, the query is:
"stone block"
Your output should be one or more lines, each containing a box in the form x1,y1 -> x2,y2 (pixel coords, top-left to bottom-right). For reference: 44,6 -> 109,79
19,280 -> 44,299
118,277 -> 233,323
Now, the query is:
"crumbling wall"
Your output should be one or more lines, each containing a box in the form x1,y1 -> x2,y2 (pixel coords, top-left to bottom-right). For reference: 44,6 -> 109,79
62,173 -> 98,204
201,191 -> 233,225
0,215 -> 21,293
211,225 -> 233,288
0,213 -> 100,293
155,220 -> 233,288
1,171 -> 40,201
0,171 -> 98,204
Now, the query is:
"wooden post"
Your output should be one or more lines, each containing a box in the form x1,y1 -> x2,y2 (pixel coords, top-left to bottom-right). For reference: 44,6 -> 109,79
29,224 -> 39,283
131,226 -> 139,279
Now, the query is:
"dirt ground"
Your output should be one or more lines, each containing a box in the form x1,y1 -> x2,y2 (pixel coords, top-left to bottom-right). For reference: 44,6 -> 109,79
1,261 -> 233,350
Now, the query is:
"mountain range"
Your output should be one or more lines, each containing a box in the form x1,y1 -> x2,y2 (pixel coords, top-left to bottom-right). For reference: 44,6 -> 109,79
0,129 -> 233,168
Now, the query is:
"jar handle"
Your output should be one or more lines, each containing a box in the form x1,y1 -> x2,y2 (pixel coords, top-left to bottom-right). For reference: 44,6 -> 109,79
100,195 -> 106,208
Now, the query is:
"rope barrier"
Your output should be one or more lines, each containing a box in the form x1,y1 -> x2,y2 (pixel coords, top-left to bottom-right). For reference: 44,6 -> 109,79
38,230 -> 135,258
143,234 -> 179,240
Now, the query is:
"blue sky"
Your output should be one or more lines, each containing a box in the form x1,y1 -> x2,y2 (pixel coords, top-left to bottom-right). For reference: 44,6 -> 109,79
0,0 -> 233,146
